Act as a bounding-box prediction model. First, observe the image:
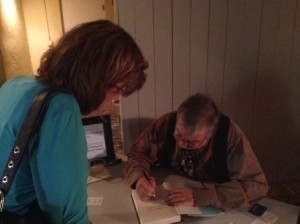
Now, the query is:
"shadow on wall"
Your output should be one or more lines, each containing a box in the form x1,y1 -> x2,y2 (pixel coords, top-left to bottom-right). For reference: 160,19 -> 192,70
122,117 -> 154,154
236,73 -> 299,184
123,78 -> 300,184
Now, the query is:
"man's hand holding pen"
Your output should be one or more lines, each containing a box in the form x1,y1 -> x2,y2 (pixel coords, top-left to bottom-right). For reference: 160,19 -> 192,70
136,172 -> 156,201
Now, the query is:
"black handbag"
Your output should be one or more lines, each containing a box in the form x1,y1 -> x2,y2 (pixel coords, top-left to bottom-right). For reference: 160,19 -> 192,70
0,88 -> 65,224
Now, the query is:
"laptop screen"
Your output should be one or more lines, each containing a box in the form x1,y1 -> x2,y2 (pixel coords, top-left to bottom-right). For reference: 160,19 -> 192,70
82,115 -> 115,163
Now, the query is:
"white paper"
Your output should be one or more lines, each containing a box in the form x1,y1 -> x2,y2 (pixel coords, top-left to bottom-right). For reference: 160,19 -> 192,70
87,176 -> 102,184
249,211 -> 279,224
249,219 -> 267,224
87,196 -> 103,206
260,211 -> 279,224
83,123 -> 107,160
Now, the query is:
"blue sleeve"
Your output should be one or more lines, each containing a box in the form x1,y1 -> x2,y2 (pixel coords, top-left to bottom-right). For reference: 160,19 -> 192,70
29,94 -> 90,224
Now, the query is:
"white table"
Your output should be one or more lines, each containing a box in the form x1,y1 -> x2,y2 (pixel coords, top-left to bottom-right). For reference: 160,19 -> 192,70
183,198 -> 299,224
88,163 -> 300,224
88,163 -> 139,224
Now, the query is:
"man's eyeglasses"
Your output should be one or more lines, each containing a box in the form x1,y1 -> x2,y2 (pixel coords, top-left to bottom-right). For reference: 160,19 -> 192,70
173,127 -> 210,149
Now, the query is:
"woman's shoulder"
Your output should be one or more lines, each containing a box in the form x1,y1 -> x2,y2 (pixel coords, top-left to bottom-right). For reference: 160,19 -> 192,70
46,91 -> 81,117
2,75 -> 36,86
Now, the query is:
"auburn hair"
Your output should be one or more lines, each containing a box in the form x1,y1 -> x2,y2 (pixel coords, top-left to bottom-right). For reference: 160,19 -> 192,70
37,20 -> 147,115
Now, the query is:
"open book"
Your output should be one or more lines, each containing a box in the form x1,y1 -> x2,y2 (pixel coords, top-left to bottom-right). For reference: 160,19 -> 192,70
132,188 -> 180,224
131,175 -> 224,224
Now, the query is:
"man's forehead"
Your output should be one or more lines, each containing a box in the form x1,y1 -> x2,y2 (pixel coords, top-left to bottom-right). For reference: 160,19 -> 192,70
175,116 -> 210,140
175,122 -> 209,139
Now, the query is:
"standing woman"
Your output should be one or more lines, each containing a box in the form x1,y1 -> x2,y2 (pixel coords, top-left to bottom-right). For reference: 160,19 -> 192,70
0,20 -> 147,223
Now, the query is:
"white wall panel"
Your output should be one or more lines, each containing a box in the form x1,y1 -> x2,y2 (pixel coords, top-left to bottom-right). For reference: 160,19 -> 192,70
206,0 -> 227,110
61,0 -> 104,32
270,0 -> 298,181
190,0 -> 209,95
172,0 -> 191,109
285,0 -> 300,184
154,0 -> 173,116
116,0 -> 300,183
253,0 -> 289,182
222,1 -> 244,120
135,0 -> 156,132
235,0 -> 262,140
117,0 -> 140,153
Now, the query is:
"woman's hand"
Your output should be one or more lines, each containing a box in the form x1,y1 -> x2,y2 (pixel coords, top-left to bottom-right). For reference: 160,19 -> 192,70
136,175 -> 156,201
165,188 -> 195,206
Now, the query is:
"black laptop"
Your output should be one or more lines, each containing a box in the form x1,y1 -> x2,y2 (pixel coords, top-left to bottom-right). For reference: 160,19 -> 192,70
81,115 -> 115,165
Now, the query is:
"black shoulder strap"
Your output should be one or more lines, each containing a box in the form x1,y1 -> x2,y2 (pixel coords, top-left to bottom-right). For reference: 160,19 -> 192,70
213,114 -> 230,184
0,88 -> 66,208
162,112 -> 177,167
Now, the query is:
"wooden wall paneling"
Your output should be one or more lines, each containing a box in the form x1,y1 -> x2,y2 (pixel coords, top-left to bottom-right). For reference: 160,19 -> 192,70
257,0 -> 297,183
172,0 -> 191,110
116,0 -> 134,34
116,0 -> 300,183
206,0 -> 228,110
222,1 -> 244,120
104,0 -> 115,22
190,0 -> 209,95
117,0 -> 140,153
285,0 -> 300,181
236,0 -> 263,141
61,0 -> 104,32
253,0 -> 281,182
275,0 -> 298,181
134,0 -> 156,132
153,0 -> 173,117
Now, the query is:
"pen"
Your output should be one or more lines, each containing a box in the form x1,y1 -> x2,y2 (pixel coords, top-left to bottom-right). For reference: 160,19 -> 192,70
143,171 -> 156,199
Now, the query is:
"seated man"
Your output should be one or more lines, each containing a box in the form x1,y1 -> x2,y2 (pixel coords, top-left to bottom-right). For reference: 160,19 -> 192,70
124,93 -> 268,210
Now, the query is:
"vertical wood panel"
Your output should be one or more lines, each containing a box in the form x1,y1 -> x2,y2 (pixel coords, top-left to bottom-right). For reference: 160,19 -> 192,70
135,0 -> 156,132
190,0 -> 209,94
253,0 -> 283,182
254,0 -> 298,182
154,0 -> 173,117
116,0 -> 300,182
116,0 -> 135,34
222,1 -> 244,119
236,0 -> 263,140
275,0 -> 298,182
117,0 -> 140,152
285,0 -> 300,182
61,0 -> 104,32
172,0 -> 191,109
206,0 -> 228,109
253,0 -> 281,182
